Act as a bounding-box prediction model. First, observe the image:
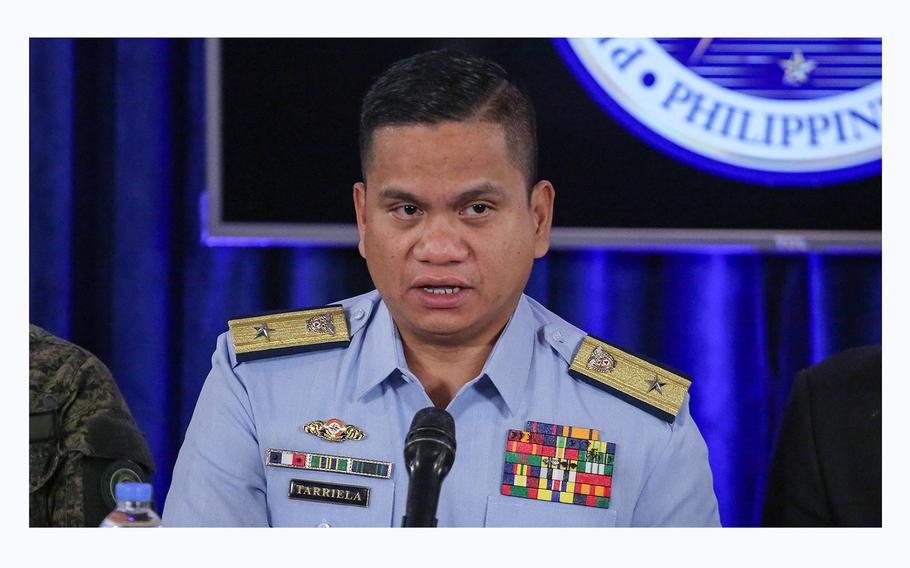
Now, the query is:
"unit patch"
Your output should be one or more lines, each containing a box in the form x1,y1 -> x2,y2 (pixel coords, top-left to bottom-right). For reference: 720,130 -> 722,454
288,479 -> 371,507
267,448 -> 392,479
501,421 -> 616,509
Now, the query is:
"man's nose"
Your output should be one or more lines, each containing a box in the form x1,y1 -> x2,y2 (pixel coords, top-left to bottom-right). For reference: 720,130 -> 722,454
412,214 -> 470,264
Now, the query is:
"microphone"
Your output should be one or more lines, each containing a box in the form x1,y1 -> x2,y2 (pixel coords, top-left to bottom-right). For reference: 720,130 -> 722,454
401,407 -> 456,527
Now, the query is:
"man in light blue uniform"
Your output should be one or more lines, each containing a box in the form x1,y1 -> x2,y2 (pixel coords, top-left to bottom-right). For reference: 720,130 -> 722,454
164,49 -> 720,527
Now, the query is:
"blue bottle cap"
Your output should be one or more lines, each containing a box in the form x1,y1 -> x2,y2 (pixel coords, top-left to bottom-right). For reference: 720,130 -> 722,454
115,482 -> 153,502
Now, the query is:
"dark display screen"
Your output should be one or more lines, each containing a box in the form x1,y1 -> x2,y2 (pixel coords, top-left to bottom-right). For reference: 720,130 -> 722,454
217,38 -> 881,233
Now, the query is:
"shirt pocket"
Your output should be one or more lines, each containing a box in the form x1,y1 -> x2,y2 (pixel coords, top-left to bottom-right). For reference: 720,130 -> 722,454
484,494 -> 617,527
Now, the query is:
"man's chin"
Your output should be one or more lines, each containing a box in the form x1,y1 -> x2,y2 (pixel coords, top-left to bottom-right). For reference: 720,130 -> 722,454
391,308 -> 484,344
408,315 -> 476,341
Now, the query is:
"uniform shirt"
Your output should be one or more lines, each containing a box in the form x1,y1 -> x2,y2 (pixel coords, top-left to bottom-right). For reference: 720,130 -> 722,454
164,290 -> 720,527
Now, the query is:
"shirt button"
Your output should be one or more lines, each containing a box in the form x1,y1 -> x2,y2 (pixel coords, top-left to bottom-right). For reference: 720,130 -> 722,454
552,330 -> 565,343
353,308 -> 365,320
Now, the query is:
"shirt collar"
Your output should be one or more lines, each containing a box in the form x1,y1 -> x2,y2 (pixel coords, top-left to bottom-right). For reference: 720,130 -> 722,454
353,299 -> 401,400
476,295 -> 536,416
353,295 -> 537,416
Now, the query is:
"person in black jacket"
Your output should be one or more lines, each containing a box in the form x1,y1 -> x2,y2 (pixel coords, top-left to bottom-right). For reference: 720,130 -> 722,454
762,345 -> 881,527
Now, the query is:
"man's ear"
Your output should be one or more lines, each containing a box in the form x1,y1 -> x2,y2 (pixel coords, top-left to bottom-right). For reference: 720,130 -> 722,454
353,182 -> 368,258
530,180 -> 555,258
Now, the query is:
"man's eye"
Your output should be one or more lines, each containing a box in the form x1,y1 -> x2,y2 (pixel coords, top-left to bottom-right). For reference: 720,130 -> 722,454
463,203 -> 490,216
393,204 -> 421,217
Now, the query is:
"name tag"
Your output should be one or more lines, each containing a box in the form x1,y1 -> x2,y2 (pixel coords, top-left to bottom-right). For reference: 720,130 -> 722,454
288,479 -> 371,508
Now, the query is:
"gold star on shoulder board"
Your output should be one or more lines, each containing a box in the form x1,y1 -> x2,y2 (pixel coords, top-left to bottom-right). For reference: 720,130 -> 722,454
645,375 -> 667,395
254,323 -> 275,340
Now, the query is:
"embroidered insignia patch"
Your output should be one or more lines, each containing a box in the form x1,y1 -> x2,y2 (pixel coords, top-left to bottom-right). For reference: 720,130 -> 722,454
586,345 -> 616,373
288,479 -> 371,507
306,314 -> 336,336
228,305 -> 350,363
303,418 -> 366,442
500,421 -> 616,509
570,335 -> 692,422
266,448 -> 392,479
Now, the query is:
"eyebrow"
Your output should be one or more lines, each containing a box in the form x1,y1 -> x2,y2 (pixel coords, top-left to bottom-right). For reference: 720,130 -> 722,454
376,183 -> 507,208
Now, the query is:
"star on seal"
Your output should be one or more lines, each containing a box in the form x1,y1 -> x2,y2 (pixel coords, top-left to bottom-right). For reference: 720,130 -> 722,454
778,50 -> 817,86
253,323 -> 274,340
645,375 -> 668,395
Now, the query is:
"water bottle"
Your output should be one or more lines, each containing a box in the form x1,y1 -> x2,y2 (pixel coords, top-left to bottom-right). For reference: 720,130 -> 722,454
100,482 -> 162,527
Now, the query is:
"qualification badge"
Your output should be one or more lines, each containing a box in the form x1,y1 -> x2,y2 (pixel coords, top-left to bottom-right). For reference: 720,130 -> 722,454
501,421 -> 615,509
304,418 -> 366,442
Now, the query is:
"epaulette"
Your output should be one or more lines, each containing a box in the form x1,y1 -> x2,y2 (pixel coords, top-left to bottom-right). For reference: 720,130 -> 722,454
228,304 -> 351,363
569,335 -> 692,423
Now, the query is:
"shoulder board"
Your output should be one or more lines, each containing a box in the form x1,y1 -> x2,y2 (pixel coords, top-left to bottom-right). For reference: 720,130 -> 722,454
569,335 -> 692,423
228,305 -> 350,363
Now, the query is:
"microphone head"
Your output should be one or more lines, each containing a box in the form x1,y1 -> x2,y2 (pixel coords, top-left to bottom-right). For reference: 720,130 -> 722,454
404,407 -> 456,453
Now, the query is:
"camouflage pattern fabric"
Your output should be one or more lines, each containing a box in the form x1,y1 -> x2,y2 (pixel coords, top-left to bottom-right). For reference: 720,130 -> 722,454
29,325 -> 155,527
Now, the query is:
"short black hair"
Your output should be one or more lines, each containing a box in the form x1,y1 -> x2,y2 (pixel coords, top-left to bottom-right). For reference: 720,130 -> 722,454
359,49 -> 538,189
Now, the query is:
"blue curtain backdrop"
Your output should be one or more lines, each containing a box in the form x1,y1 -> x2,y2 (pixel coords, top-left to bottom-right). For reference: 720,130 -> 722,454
29,38 -> 882,527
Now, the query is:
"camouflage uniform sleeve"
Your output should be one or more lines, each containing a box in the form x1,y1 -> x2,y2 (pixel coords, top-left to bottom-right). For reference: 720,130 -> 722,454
29,326 -> 154,527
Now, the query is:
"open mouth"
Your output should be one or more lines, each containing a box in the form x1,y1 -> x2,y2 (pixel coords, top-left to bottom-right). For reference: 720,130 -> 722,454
411,283 -> 471,308
420,286 -> 462,295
